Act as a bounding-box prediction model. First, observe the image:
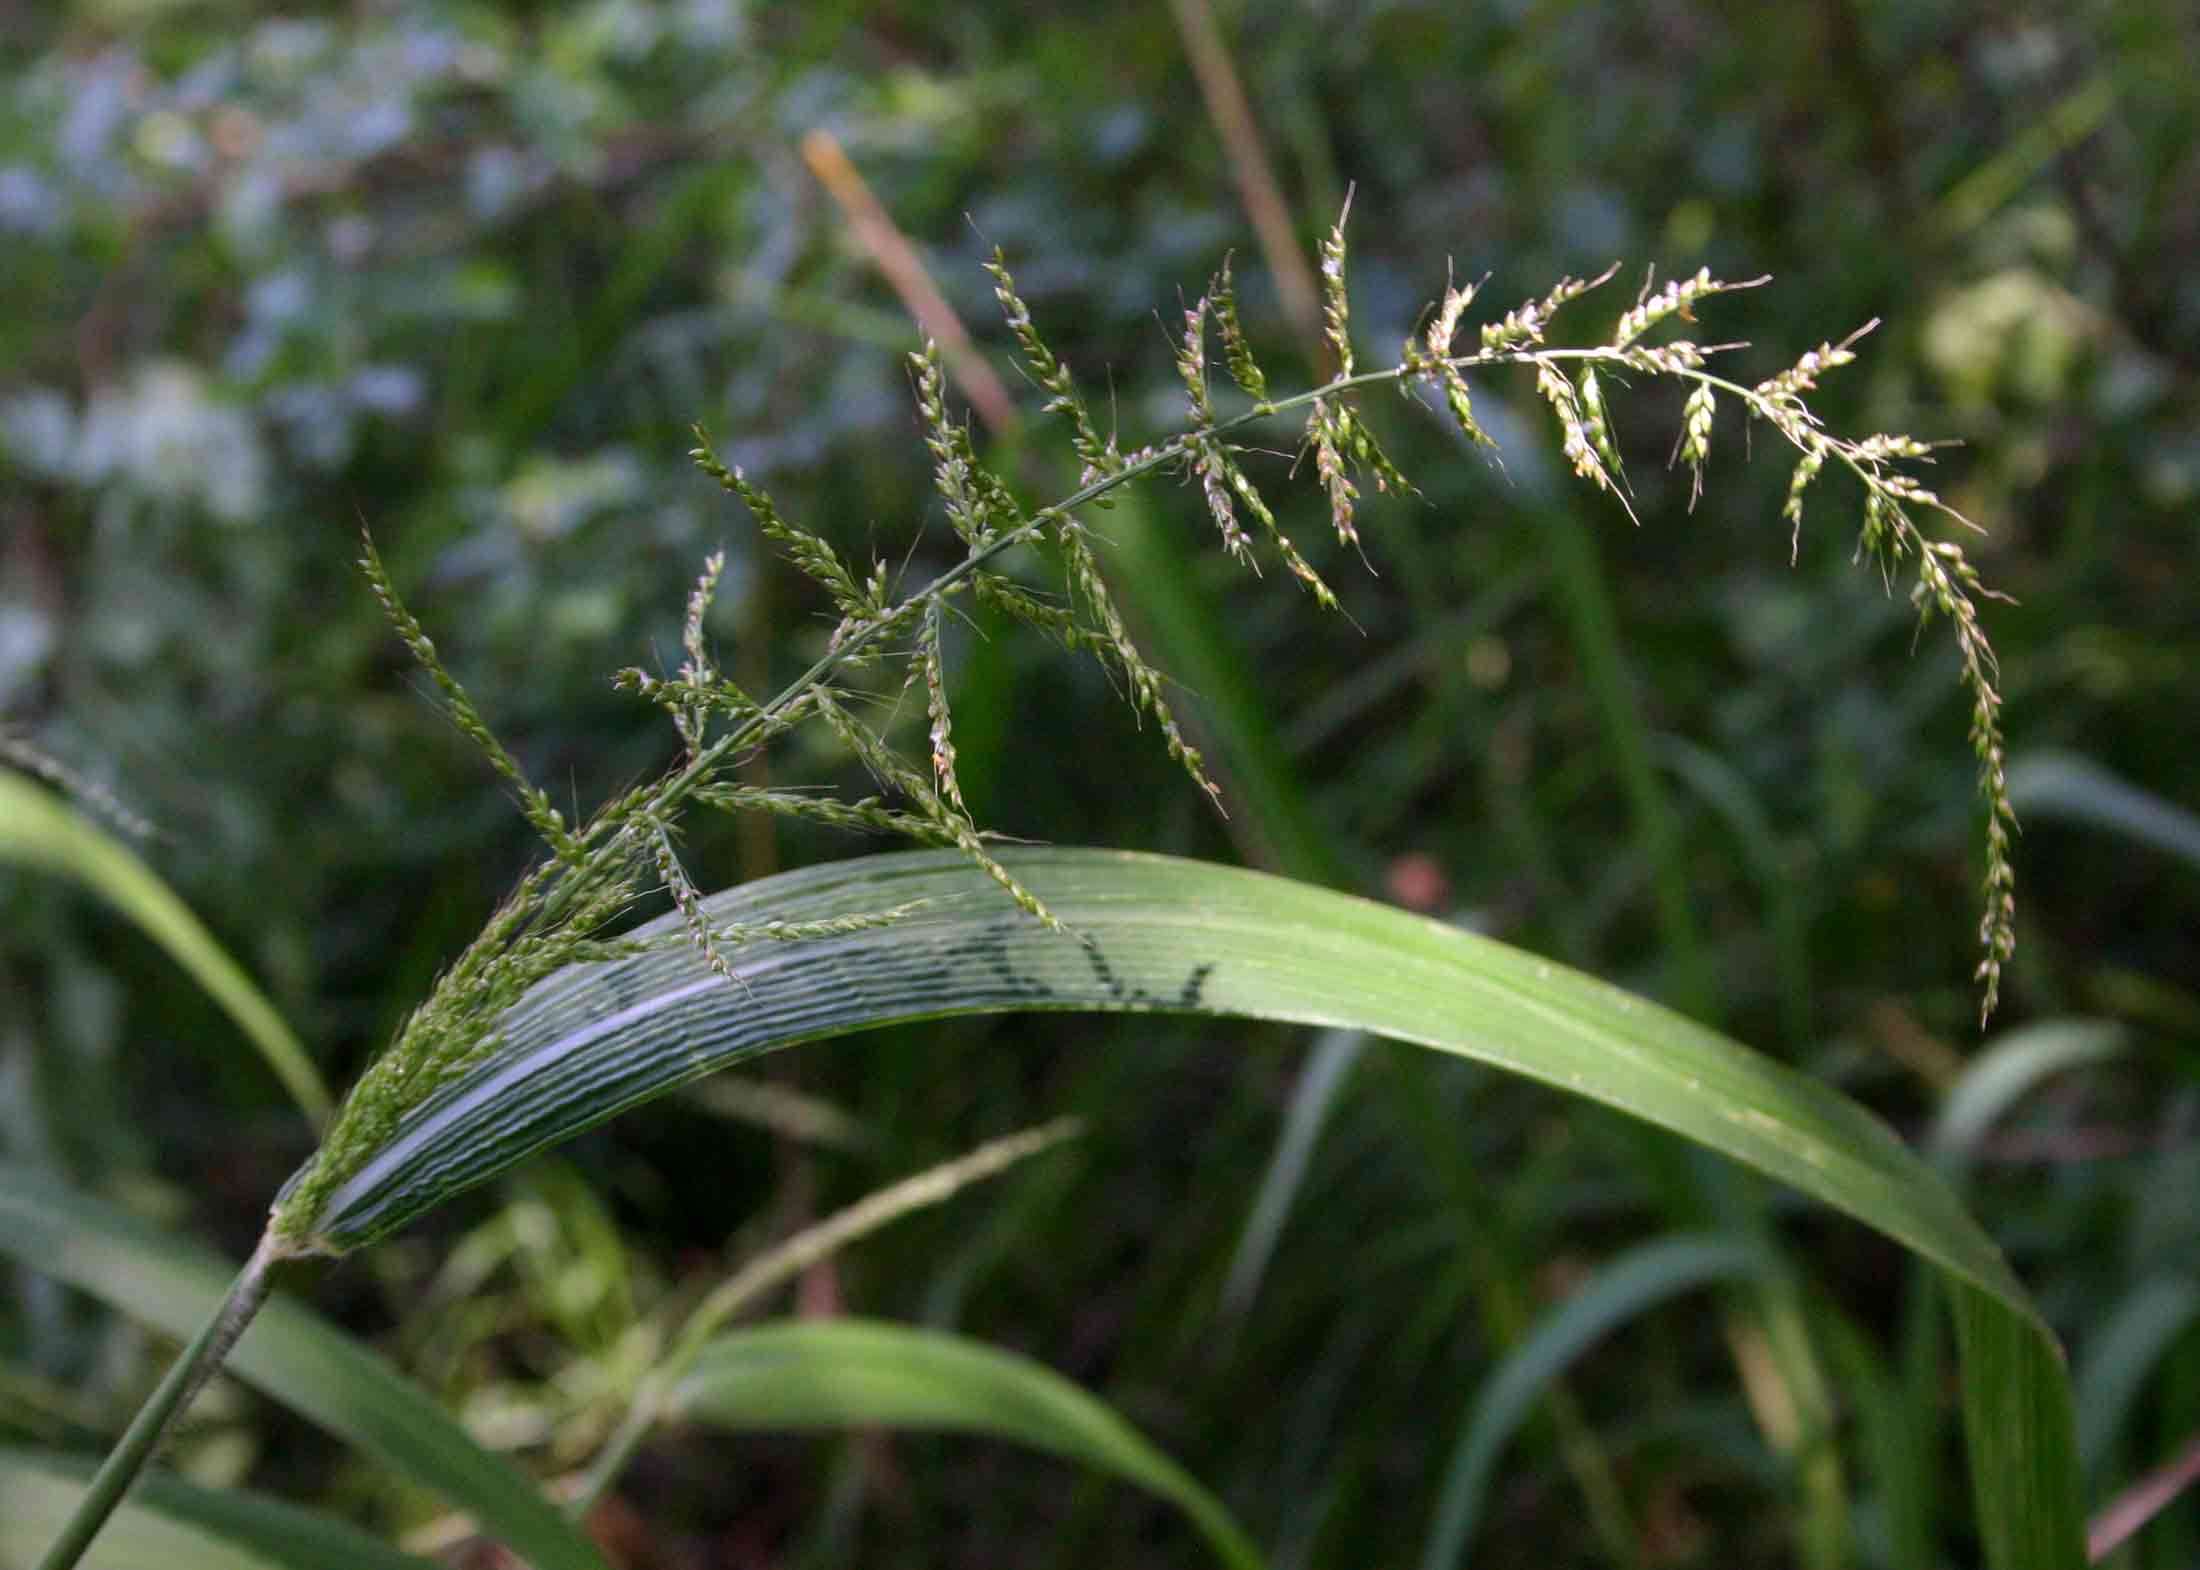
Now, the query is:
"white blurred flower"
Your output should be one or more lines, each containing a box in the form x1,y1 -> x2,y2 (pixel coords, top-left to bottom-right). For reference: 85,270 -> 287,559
74,362 -> 269,523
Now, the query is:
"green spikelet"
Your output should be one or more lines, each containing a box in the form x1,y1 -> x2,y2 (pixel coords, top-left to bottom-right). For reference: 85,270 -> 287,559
1319,186 -> 1357,376
1675,382 -> 1715,510
1782,440 -> 1827,564
1211,254 -> 1269,401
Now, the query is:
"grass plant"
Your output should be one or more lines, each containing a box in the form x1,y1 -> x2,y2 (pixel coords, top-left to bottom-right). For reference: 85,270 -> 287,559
31,204 -> 2067,1569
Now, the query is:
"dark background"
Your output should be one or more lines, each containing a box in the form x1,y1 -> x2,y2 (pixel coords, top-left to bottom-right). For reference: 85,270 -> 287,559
4,2 -> 2197,1565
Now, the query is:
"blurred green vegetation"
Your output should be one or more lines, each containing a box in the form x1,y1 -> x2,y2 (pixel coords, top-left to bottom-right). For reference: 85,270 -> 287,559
3,1 -> 2197,1565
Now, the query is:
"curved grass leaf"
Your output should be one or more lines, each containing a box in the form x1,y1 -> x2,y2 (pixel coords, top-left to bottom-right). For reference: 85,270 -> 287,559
1421,1233 -> 1771,1570
2007,750 -> 2200,873
1220,1028 -> 1366,1320
1928,1019 -> 2126,1178
671,1318 -> 1260,1570
570,1118 -> 1083,1512
2075,1276 -> 2200,1477
0,1167 -> 609,1570
275,846 -> 2084,1569
0,771 -> 330,1127
0,1448 -> 437,1570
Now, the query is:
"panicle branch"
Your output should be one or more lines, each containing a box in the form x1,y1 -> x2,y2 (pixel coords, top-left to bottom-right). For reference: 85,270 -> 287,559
357,532 -> 584,867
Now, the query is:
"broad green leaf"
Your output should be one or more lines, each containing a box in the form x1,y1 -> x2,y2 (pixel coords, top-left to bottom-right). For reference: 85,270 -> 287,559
0,1167 -> 608,1570
0,1447 -> 436,1570
272,846 -> 2084,1569
1421,1234 -> 1770,1570
670,1318 -> 1260,1570
0,771 -> 329,1127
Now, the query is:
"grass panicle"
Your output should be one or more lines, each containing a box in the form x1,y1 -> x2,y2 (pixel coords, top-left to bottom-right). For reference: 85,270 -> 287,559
1305,399 -> 1359,549
810,685 -> 1058,929
689,781 -> 949,843
1056,521 -> 1225,808
1178,291 -> 1333,602
1578,368 -> 1626,483
285,198 -> 2022,1255
970,573 -> 1104,655
1536,362 -> 1640,524
655,821 -> 745,993
1782,440 -> 1828,564
671,551 -> 728,751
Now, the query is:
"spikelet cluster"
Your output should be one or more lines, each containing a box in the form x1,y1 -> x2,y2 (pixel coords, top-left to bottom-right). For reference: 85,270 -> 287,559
1480,264 -> 1622,351
1411,269 -> 1497,451
1177,292 -> 1335,603
1299,196 -> 1415,556
1675,383 -> 1716,509
1611,265 -> 1769,347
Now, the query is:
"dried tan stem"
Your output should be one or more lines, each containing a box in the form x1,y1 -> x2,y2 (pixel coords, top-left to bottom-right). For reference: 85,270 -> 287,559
1165,0 -> 1325,358
799,129 -> 1019,435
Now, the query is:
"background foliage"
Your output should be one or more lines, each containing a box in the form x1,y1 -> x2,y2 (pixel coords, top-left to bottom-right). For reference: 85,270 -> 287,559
4,1 -> 2197,1565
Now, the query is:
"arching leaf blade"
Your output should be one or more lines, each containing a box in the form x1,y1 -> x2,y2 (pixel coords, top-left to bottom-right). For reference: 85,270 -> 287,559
280,846 -> 2082,1570
292,847 -> 2026,1309
671,1319 -> 1261,1570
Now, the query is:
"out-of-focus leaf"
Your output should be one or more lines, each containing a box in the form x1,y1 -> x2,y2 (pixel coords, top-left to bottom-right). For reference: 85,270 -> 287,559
1420,1234 -> 1770,1570
1220,1028 -> 1366,1319
2007,751 -> 2200,873
0,771 -> 328,1127
0,1447 -> 436,1570
1929,1019 -> 2126,1178
2075,1277 -> 2200,1476
0,1167 -> 608,1570
671,1318 -> 1261,1570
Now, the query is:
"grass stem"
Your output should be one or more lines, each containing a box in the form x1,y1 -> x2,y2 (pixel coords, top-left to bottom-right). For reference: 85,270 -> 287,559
35,1236 -> 280,1570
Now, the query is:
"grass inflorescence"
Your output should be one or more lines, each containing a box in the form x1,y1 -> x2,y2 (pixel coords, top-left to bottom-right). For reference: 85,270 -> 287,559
274,201 -> 2018,1252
